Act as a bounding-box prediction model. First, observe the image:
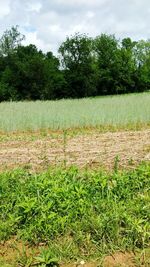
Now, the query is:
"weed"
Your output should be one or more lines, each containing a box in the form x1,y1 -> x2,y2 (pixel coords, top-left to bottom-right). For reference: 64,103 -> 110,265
15,242 -> 34,267
113,155 -> 120,173
34,248 -> 59,267
63,129 -> 67,167
0,163 -> 150,261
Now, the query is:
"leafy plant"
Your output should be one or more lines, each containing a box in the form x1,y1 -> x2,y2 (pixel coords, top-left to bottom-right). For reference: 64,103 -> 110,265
34,248 -> 59,267
0,163 -> 150,261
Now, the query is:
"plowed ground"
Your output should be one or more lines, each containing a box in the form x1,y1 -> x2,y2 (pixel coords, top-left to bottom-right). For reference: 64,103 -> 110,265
0,129 -> 150,172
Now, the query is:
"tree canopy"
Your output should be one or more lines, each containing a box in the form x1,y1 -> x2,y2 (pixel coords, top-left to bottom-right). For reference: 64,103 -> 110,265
0,26 -> 150,101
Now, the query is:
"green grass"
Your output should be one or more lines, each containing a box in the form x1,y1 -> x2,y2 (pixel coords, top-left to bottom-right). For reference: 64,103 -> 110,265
0,163 -> 150,263
0,92 -> 150,132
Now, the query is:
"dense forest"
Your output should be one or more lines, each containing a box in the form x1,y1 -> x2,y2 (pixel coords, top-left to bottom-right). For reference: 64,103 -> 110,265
0,26 -> 150,101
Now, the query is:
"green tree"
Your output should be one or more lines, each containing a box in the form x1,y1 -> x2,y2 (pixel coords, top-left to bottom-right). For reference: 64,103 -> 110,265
133,40 -> 150,91
0,26 -> 25,100
59,33 -> 97,98
114,38 -> 137,93
0,44 -> 66,101
40,51 -> 67,100
0,25 -> 150,101
94,34 -> 119,95
0,25 -> 25,56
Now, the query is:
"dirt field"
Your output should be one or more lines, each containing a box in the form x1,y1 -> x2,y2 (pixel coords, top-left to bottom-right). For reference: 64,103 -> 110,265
0,129 -> 150,171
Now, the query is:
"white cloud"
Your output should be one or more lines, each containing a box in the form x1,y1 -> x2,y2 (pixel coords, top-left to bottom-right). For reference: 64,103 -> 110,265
86,11 -> 95,19
27,2 -> 42,12
0,0 -> 10,17
0,0 -> 150,54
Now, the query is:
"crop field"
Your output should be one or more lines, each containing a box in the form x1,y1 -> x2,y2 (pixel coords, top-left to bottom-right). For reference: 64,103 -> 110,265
0,92 -> 150,132
0,92 -> 150,267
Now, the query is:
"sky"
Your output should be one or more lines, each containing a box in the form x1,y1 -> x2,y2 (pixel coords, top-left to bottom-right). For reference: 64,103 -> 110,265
0,0 -> 150,54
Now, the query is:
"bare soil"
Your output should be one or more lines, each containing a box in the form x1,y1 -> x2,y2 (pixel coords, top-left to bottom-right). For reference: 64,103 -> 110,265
0,129 -> 150,172
1,239 -> 149,267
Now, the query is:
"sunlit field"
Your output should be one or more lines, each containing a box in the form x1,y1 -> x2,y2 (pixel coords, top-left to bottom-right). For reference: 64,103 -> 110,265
0,92 -> 150,132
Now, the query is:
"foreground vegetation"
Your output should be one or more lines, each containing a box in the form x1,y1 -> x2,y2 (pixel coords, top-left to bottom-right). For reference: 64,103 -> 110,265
0,163 -> 150,266
0,92 -> 150,132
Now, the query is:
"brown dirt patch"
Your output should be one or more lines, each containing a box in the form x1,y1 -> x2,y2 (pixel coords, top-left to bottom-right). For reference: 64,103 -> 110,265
103,252 -> 136,267
1,238 -> 150,266
0,238 -> 39,265
0,240 -> 138,267
0,240 -> 147,267
0,129 -> 150,172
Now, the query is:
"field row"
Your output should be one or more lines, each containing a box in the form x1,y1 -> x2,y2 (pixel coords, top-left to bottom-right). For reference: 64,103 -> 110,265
0,93 -> 150,132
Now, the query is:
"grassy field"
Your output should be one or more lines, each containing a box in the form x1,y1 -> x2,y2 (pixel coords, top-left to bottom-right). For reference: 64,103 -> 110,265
0,92 -> 150,132
0,92 -> 150,266
0,163 -> 150,266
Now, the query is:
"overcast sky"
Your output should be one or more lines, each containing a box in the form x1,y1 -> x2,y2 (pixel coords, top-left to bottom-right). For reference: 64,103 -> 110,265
0,0 -> 150,54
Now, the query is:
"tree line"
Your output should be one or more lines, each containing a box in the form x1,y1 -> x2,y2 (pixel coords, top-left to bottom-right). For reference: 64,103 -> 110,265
0,26 -> 150,101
